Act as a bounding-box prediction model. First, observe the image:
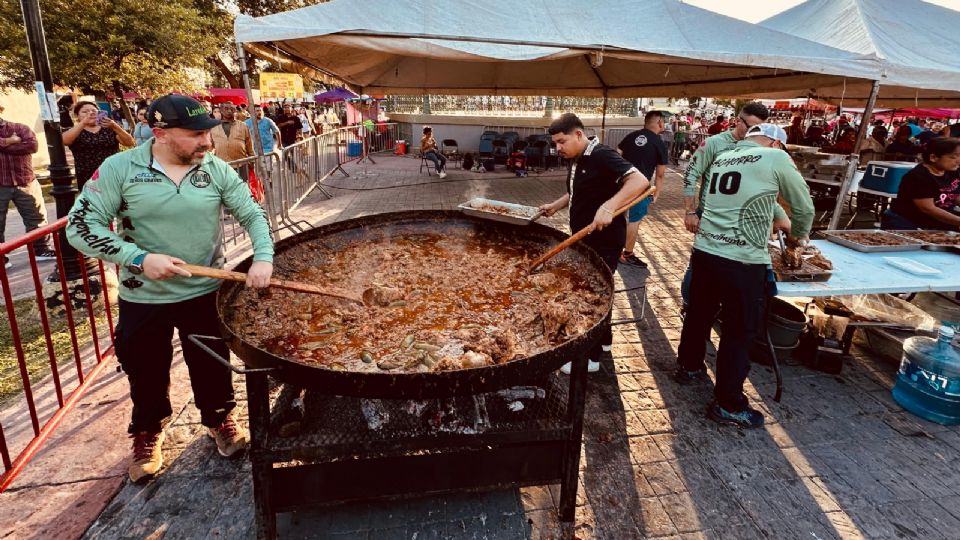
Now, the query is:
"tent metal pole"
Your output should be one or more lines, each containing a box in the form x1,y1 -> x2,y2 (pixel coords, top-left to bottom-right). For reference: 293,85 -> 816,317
237,41 -> 280,233
237,42 -> 262,163
600,90 -> 608,143
826,80 -> 880,230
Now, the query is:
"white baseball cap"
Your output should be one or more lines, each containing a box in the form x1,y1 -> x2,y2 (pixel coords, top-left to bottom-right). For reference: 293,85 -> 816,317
745,123 -> 788,145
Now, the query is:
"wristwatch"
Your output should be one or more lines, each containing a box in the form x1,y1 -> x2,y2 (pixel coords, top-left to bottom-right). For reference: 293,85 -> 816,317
127,253 -> 147,275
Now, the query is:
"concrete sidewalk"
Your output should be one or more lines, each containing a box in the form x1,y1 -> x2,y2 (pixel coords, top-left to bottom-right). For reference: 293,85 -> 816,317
3,154 -> 960,539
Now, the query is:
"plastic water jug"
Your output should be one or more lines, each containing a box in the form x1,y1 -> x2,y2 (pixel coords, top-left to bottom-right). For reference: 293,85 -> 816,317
892,326 -> 960,425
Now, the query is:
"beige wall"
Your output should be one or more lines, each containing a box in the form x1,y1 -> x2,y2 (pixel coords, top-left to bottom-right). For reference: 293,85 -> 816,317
0,88 -> 51,169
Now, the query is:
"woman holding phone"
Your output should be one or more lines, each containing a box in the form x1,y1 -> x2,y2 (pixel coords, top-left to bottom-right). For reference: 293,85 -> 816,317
63,101 -> 135,189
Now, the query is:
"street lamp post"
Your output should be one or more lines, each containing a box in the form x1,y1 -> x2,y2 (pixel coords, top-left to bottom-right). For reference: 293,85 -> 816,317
20,0 -> 87,280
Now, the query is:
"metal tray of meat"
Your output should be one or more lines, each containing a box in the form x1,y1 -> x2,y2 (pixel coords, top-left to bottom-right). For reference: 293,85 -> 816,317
822,229 -> 926,253
887,230 -> 960,252
769,248 -> 832,282
458,197 -> 544,226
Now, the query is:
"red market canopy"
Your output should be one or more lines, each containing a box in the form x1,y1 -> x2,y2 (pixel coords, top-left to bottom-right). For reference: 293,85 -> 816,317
206,88 -> 249,105
840,107 -> 960,119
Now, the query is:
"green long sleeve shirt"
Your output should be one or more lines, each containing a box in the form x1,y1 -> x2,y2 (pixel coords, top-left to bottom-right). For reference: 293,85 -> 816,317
67,141 -> 274,303
694,139 -> 814,265
684,130 -> 788,222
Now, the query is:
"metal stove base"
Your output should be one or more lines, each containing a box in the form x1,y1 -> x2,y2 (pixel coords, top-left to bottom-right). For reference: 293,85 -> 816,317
243,358 -> 590,539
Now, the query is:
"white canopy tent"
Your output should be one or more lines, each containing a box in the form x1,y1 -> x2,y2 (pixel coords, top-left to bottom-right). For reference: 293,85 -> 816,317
758,0 -> 960,229
234,0 -> 881,98
759,0 -> 960,107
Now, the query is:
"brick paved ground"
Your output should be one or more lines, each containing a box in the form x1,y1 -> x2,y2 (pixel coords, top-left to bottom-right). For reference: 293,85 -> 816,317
15,154 -> 960,539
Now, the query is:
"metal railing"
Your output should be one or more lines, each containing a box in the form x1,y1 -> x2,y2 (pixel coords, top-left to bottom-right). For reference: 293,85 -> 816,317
0,121 -> 406,490
0,221 -> 117,491
220,123 -> 400,260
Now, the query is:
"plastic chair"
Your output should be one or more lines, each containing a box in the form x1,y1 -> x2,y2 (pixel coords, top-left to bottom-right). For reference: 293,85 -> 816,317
492,139 -> 510,163
478,138 -> 494,158
526,140 -> 549,169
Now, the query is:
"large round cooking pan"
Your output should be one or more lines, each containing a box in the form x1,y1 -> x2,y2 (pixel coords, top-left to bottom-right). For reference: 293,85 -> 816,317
213,210 -> 614,399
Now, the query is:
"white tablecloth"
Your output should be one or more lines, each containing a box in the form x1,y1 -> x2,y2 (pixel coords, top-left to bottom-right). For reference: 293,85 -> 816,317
777,240 -> 960,297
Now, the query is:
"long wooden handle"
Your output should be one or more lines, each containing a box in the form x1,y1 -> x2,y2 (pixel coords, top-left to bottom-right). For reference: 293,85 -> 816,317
178,263 -> 363,304
527,187 -> 657,273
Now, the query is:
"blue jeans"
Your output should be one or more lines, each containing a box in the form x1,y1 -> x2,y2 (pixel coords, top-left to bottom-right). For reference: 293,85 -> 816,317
424,150 -> 446,172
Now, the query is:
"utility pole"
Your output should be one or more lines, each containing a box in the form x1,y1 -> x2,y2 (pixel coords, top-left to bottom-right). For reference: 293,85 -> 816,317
20,0 -> 87,280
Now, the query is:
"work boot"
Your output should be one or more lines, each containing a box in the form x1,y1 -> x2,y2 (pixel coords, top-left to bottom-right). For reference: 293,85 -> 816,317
129,430 -> 165,483
208,415 -> 249,457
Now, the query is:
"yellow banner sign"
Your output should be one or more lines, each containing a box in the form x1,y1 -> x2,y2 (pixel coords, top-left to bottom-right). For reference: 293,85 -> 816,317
259,73 -> 304,100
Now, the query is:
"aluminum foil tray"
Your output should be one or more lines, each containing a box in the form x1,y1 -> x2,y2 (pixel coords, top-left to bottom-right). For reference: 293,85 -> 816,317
823,230 -> 925,253
458,197 -> 543,226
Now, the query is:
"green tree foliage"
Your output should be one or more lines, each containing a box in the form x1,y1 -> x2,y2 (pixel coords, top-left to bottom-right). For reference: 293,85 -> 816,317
0,0 -> 224,93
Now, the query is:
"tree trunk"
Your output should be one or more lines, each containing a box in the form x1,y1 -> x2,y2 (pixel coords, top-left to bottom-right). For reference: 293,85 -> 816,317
112,79 -> 136,133
211,55 -> 241,88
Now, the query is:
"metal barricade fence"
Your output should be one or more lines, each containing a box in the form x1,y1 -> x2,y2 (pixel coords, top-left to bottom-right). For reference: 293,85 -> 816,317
0,220 -> 117,491
220,124 -> 401,260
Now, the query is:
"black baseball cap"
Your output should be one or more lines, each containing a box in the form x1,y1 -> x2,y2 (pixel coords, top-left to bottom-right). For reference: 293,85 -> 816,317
147,94 -> 220,130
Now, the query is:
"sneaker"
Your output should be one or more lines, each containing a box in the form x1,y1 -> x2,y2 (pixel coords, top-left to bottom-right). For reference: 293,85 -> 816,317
3,256 -> 10,269
619,251 -> 648,268
129,430 -> 165,482
208,415 -> 249,457
438,171 -> 447,179
672,366 -> 707,385
34,248 -> 57,261
601,344 -> 612,352
707,401 -> 765,428
560,359 -> 600,374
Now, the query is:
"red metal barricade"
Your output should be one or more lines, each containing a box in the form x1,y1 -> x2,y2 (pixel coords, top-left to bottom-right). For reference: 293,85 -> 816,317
0,218 -> 116,492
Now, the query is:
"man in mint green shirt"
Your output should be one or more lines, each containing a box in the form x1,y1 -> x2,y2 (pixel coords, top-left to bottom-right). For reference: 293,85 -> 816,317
67,95 -> 274,482
676,123 -> 814,429
680,102 -> 790,306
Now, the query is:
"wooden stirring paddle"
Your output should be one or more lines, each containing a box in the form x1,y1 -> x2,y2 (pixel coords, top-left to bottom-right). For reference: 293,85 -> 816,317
177,263 -> 365,305
526,186 -> 657,273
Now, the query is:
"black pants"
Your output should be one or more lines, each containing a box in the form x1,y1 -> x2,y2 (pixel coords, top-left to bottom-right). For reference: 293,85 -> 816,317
587,243 -> 620,361
677,250 -> 766,412
115,291 -> 235,434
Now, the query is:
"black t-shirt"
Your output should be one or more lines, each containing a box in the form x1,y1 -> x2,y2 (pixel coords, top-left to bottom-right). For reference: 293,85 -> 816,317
885,140 -> 920,156
916,130 -> 940,145
891,164 -> 960,229
273,112 -> 299,146
567,138 -> 638,251
617,129 -> 668,179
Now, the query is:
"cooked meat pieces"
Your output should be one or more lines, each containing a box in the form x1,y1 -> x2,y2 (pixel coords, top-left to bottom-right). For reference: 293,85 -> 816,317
540,301 -> 572,341
227,230 -> 610,374
833,231 -> 917,246
892,230 -> 960,246
807,251 -> 833,270
784,246 -> 804,269
365,285 -> 403,307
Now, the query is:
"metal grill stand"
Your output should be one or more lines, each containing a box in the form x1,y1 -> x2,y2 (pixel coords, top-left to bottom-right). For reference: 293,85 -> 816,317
244,357 -> 589,539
